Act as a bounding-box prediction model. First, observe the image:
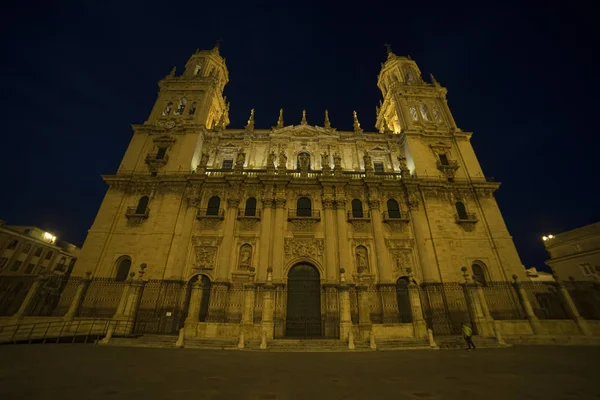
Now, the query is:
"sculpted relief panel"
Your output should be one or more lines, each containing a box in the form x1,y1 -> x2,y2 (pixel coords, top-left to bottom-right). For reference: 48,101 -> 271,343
284,238 -> 324,261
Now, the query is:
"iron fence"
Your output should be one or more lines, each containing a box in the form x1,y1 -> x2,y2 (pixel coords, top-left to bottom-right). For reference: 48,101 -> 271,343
133,280 -> 188,335
521,282 -> 570,320
78,278 -> 128,318
420,282 -> 471,335
480,281 -> 527,320
51,277 -> 84,317
564,281 -> 600,320
0,275 -> 35,316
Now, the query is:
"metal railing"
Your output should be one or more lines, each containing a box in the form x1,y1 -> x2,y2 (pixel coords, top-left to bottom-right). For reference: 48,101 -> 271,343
237,209 -> 261,218
383,211 -> 410,221
287,210 -> 321,219
347,210 -> 370,219
436,159 -> 459,169
454,212 -> 478,223
196,208 -> 225,218
0,318 -> 135,345
125,207 -> 150,218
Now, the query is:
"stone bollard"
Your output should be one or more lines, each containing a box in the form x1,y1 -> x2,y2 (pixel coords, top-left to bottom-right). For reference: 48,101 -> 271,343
427,328 -> 439,349
175,327 -> 185,348
238,331 -> 245,349
348,330 -> 355,350
98,322 -> 115,345
369,331 -> 377,350
260,331 -> 267,350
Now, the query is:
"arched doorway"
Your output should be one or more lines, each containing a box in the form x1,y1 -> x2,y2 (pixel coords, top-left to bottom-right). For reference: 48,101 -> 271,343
286,263 -> 321,338
396,277 -> 413,323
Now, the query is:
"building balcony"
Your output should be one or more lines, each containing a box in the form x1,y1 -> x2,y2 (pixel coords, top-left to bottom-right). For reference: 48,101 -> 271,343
125,206 -> 150,219
383,211 -> 410,222
145,154 -> 169,169
436,160 -> 459,170
196,209 -> 225,219
347,210 -> 371,221
237,209 -> 262,220
455,212 -> 478,224
287,209 -> 321,221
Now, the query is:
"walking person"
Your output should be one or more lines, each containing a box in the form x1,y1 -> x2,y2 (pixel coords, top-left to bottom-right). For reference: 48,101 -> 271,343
462,322 -> 476,350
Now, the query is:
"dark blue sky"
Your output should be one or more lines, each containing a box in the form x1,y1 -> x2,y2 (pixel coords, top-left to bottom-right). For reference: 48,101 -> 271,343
1,1 -> 597,270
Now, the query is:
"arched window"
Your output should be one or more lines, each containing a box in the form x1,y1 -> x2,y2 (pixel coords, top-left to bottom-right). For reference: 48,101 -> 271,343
136,196 -> 149,215
115,257 -> 132,282
21,244 -> 31,253
156,147 -> 167,160
420,103 -> 430,121
351,199 -> 364,218
409,107 -> 419,121
387,199 -> 401,219
45,251 -> 53,260
472,262 -> 488,286
297,152 -> 311,170
175,97 -> 187,115
189,102 -> 197,116
198,275 -> 211,322
34,247 -> 42,257
244,197 -> 257,216
207,196 -> 221,216
456,202 -> 468,220
296,197 -> 312,217
403,66 -> 416,82
396,277 -> 413,323
162,102 -> 173,116
7,240 -> 18,250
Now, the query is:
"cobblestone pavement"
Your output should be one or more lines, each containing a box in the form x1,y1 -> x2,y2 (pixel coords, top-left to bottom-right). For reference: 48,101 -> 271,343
0,344 -> 598,400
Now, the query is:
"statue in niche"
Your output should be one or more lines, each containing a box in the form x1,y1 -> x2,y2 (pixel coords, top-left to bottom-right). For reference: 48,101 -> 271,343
363,152 -> 372,170
397,156 -> 408,171
239,244 -> 252,268
356,246 -> 369,273
235,152 -> 246,168
267,151 -> 276,169
278,150 -> 288,170
298,153 -> 310,170
199,152 -> 209,168
333,153 -> 342,169
321,153 -> 330,170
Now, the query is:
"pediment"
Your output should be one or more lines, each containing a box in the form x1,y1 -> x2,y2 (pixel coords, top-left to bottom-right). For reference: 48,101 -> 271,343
272,124 -> 338,138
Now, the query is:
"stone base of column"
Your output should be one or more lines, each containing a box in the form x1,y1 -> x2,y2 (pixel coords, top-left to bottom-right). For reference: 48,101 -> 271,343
261,321 -> 274,340
412,319 -> 428,339
574,317 -> 593,336
358,323 -> 372,340
175,327 -> 185,348
183,318 -> 199,338
339,321 -> 353,341
472,317 -> 495,337
528,316 -> 544,335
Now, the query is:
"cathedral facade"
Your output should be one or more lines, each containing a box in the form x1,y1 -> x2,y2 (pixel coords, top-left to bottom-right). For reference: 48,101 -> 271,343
71,45 -> 527,340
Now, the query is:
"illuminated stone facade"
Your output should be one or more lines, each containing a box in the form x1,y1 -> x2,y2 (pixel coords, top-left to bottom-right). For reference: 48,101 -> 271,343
544,222 -> 600,281
71,46 -> 529,339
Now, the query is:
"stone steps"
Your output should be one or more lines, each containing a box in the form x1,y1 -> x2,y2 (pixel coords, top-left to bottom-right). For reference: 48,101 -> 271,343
183,338 -> 239,350
434,336 -> 508,350
244,339 -> 373,352
375,339 -> 431,351
104,336 -> 178,349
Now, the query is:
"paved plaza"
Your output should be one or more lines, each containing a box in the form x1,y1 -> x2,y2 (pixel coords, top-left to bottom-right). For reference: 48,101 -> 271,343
0,344 -> 598,399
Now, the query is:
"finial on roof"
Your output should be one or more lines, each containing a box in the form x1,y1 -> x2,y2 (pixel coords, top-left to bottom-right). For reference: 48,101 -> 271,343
324,110 -> 331,129
353,111 -> 363,134
277,109 -> 284,128
301,109 -> 308,125
384,43 -> 393,56
430,73 -> 438,85
245,108 -> 255,130
167,67 -> 176,78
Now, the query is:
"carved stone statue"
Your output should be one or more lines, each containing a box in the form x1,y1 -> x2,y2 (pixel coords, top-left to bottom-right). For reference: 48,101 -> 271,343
239,245 -> 252,268
199,152 -> 209,168
267,151 -> 276,169
397,156 -> 407,171
356,246 -> 369,273
363,152 -> 373,173
321,153 -> 330,169
333,153 -> 342,169
236,152 -> 246,168
298,153 -> 310,171
278,150 -> 288,170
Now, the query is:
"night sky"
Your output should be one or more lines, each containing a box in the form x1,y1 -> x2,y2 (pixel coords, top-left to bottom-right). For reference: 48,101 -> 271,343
1,2 -> 597,271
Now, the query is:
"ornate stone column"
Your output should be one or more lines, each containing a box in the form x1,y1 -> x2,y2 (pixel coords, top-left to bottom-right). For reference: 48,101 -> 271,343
13,274 -> 48,318
271,194 -> 286,281
322,188 -> 338,281
356,283 -> 372,339
258,197 -> 274,282
183,279 -> 204,329
512,275 -> 543,335
216,184 -> 241,281
407,190 -> 441,282
335,198 -> 351,281
241,270 -> 256,325
557,278 -> 592,336
116,265 -> 147,335
338,269 -> 352,340
407,270 -> 427,338
261,268 -> 275,339
63,272 -> 92,320
366,187 -> 393,282
460,268 -> 494,337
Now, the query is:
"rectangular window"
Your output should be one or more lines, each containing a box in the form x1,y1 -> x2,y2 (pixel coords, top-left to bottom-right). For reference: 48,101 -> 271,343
580,263 -> 593,275
10,260 -> 23,272
24,263 -> 35,274
373,162 -> 384,173
222,159 -> 233,170
0,257 -> 8,269
439,153 -> 449,166
156,147 -> 167,160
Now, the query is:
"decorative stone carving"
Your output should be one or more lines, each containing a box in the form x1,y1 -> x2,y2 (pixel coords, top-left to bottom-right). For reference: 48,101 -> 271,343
350,219 -> 369,233
391,250 -> 414,274
385,239 -> 415,249
284,238 -> 324,259
199,218 -> 222,230
356,246 -> 369,273
238,244 -> 252,269
290,219 -> 315,232
278,150 -> 287,171
239,218 -> 258,231
191,237 -> 222,270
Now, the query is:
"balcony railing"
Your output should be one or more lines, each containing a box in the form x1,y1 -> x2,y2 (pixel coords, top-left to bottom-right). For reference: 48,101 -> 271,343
383,211 -> 410,222
287,209 -> 321,220
125,207 -> 150,219
436,160 -> 459,170
347,210 -> 371,220
455,212 -> 478,224
200,168 -> 405,181
196,208 -> 225,219
237,209 -> 262,219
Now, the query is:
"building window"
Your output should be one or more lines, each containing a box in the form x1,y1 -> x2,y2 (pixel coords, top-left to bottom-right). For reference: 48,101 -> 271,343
222,159 -> 233,170
0,257 -> 8,270
189,102 -> 197,116
438,153 -> 449,166
45,251 -> 53,260
174,97 -> 187,115
207,196 -> 221,216
403,66 -> 416,82
135,196 -> 149,215
7,240 -> 18,250
10,260 -> 22,272
296,197 -> 312,217
162,102 -> 173,116
471,262 -> 488,286
21,243 -> 32,253
156,147 -> 167,160
244,198 -> 257,217
387,199 -> 401,218
420,104 -> 431,121
56,257 -> 67,272
34,247 -> 42,257
409,107 -> 418,121
351,199 -> 364,218
24,264 -> 35,274
396,277 -> 413,323
115,257 -> 132,282
373,162 -> 384,173
580,263 -> 595,275
455,202 -> 468,220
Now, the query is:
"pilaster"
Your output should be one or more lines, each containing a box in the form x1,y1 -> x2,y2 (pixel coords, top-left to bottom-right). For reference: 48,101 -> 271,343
63,272 -> 92,320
